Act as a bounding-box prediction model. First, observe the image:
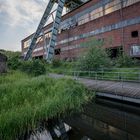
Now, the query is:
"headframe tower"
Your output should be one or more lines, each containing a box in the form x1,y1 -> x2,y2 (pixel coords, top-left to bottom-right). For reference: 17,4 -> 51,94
24,0 -> 87,61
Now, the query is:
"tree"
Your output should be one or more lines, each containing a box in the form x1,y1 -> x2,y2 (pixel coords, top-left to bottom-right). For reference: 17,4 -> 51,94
78,38 -> 111,70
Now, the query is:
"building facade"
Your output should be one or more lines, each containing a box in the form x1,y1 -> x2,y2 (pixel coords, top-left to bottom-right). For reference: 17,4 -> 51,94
21,0 -> 140,60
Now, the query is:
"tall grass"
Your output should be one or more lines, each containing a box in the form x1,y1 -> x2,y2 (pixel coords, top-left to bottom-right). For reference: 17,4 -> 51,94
0,71 -> 93,140
0,70 -> 29,85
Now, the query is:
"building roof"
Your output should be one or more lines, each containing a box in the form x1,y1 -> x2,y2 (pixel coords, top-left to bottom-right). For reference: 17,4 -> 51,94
0,53 -> 7,62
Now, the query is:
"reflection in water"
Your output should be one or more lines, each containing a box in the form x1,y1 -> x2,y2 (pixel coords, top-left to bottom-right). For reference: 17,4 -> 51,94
66,98 -> 140,140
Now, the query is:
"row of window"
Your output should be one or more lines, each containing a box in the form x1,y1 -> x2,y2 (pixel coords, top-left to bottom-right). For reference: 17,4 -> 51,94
77,0 -> 140,26
23,0 -> 140,49
23,31 -> 52,49
23,44 -> 140,57
23,29 -> 139,54
60,0 -> 140,29
56,44 -> 140,57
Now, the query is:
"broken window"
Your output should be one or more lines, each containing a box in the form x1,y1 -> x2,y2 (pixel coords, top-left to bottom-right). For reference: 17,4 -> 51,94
106,47 -> 122,58
55,48 -> 61,55
131,31 -> 138,38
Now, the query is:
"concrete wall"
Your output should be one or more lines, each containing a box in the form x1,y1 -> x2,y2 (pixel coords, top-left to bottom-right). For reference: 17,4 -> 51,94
0,62 -> 7,73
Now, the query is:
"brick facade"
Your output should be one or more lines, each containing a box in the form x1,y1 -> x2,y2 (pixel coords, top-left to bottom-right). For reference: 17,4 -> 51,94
21,0 -> 140,60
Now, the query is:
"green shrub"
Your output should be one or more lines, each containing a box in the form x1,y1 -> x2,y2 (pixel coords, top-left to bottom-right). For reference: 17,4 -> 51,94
115,54 -> 139,67
78,39 -> 111,70
20,60 -> 46,76
52,59 -> 62,67
8,55 -> 21,70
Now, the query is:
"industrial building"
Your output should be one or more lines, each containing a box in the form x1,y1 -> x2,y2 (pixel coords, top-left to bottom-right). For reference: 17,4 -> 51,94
21,0 -> 140,61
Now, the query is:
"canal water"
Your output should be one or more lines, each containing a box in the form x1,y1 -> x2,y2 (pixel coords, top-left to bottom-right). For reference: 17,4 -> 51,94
28,98 -> 140,140
66,98 -> 140,140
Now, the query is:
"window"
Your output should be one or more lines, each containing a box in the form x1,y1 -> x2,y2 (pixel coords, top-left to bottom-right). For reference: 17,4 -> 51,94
131,31 -> 138,38
78,13 -> 90,25
106,47 -> 121,58
45,32 -> 51,38
23,39 -> 31,48
123,0 -> 140,8
105,0 -> 121,15
55,48 -> 61,55
90,7 -> 103,20
36,36 -> 43,43
130,45 -> 140,56
60,22 -> 71,31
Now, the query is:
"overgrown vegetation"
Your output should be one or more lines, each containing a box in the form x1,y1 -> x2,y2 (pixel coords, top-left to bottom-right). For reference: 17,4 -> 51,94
0,71 -> 29,85
0,49 -> 21,69
114,54 -> 139,67
0,71 -> 92,140
0,50 -> 46,76
78,39 -> 111,70
48,59 -> 75,74
20,60 -> 46,76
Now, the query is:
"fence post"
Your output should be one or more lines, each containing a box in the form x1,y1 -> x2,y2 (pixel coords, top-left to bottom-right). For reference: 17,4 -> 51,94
139,72 -> 140,82
88,71 -> 90,78
102,69 -> 104,80
73,71 -> 75,78
121,73 -> 124,88
95,72 -> 98,90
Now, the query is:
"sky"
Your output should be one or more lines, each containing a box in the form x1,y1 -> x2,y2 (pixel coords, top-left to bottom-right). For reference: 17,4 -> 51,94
0,0 -> 59,51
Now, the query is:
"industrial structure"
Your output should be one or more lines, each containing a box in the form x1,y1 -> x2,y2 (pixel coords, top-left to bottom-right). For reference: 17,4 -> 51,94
21,0 -> 140,61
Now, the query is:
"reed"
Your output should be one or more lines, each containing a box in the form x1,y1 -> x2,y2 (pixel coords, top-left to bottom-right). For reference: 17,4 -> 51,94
0,71 -> 93,140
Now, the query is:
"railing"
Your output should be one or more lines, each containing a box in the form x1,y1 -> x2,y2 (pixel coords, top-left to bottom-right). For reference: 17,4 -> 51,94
64,68 -> 140,82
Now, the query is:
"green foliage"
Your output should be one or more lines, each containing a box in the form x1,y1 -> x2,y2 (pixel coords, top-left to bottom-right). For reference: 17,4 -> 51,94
48,61 -> 76,74
0,50 -> 21,59
115,54 -> 139,67
0,50 -> 46,76
0,71 -> 92,140
8,55 -> 21,70
52,59 -> 62,68
20,60 -> 46,76
78,39 -> 111,70
0,50 -> 21,70
0,71 -> 29,85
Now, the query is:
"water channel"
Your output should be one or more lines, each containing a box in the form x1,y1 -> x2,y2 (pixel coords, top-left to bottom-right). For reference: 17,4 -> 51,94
66,97 -> 140,140
28,97 -> 140,140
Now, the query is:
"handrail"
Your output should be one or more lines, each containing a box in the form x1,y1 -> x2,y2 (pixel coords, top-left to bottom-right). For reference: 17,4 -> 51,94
63,69 -> 140,82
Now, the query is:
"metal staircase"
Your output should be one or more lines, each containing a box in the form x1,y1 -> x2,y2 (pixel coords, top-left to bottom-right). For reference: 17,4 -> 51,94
24,0 -> 85,61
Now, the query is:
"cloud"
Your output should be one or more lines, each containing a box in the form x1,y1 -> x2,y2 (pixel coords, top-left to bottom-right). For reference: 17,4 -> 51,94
0,0 -> 66,51
0,0 -> 47,28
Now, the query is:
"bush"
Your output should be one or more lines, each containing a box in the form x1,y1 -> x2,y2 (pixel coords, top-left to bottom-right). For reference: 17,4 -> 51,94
52,59 -> 62,68
78,39 -> 111,70
115,54 -> 139,67
20,60 -> 46,76
8,55 -> 21,70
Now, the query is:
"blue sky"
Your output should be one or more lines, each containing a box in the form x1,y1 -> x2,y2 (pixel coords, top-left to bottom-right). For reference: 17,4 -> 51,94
0,0 -> 55,51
